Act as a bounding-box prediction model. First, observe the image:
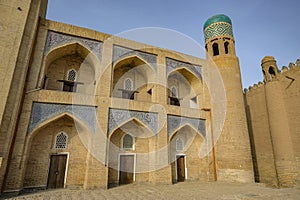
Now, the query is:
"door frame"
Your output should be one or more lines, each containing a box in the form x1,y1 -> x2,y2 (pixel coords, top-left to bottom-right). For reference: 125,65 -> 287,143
175,154 -> 187,181
118,153 -> 136,183
47,152 -> 70,188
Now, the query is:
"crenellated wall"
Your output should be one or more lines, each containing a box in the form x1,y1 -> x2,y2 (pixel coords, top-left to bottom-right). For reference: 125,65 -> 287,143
244,58 -> 300,187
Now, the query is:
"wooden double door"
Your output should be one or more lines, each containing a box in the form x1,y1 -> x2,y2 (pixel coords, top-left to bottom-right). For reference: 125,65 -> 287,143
119,155 -> 134,185
47,155 -> 67,189
176,155 -> 185,182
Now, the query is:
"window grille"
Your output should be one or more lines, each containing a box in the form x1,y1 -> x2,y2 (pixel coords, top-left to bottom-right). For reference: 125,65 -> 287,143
124,78 -> 133,90
67,69 -> 77,81
55,132 -> 68,149
122,134 -> 134,149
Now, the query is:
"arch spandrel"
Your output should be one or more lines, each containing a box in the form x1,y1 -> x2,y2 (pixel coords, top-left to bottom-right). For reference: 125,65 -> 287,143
45,31 -> 102,61
107,108 -> 158,137
167,115 -> 206,139
28,103 -> 97,135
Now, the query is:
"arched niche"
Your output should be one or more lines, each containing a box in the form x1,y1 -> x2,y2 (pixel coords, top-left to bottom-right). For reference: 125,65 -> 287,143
167,68 -> 202,108
111,55 -> 155,102
43,43 -> 98,95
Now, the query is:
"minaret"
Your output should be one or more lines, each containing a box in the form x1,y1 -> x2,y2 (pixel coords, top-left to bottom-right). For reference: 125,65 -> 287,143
203,14 -> 254,182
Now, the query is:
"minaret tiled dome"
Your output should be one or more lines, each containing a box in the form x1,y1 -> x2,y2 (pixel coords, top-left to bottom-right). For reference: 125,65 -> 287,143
203,14 -> 233,42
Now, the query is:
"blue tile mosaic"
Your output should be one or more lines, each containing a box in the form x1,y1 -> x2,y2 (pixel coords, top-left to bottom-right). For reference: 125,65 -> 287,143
108,108 -> 158,136
45,31 -> 103,60
28,102 -> 97,134
167,115 -> 206,137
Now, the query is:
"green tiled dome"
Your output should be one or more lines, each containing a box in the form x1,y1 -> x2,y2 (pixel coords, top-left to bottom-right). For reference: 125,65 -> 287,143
203,14 -> 232,30
203,14 -> 234,42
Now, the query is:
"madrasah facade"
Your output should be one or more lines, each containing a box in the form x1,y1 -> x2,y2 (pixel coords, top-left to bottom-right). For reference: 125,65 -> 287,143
0,0 -> 299,194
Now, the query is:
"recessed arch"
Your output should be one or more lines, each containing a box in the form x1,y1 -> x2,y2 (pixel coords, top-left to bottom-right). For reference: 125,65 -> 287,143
112,55 -> 156,101
43,42 -> 99,94
169,124 -> 205,142
167,67 -> 202,108
22,112 -> 92,189
27,112 -> 92,141
109,117 -> 155,139
45,42 -> 99,71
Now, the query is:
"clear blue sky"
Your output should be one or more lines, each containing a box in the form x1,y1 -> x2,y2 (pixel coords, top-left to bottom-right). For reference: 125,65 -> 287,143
46,0 -> 300,88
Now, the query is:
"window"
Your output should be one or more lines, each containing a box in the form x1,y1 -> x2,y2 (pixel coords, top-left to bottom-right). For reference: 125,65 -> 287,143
212,43 -> 219,56
124,78 -> 133,91
122,134 -> 134,150
55,132 -> 68,149
176,138 -> 184,152
169,86 -> 180,106
60,69 -> 78,92
224,41 -> 229,54
67,69 -> 77,81
268,66 -> 276,79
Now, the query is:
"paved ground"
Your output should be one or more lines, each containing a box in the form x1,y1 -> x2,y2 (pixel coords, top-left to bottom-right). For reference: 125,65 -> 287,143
2,181 -> 300,200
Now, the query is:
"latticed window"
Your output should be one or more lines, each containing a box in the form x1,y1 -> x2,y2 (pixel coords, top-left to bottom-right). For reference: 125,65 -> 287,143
55,132 -> 68,149
122,134 -> 134,150
124,78 -> 133,90
176,138 -> 184,152
67,69 -> 77,81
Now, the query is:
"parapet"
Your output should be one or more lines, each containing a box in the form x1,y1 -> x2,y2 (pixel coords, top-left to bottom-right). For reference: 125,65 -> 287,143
244,58 -> 300,94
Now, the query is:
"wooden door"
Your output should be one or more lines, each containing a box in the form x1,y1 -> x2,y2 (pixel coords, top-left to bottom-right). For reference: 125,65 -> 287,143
119,155 -> 134,185
176,155 -> 185,182
47,155 -> 67,189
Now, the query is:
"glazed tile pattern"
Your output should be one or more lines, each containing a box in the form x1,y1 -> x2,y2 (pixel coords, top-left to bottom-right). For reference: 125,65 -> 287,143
112,45 -> 157,71
28,103 -> 97,134
167,115 -> 206,137
108,108 -> 158,136
204,22 -> 233,42
166,58 -> 202,80
44,31 -> 103,60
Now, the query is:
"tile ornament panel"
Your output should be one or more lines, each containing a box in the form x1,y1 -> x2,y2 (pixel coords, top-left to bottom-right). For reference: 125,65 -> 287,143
44,31 -> 103,60
112,45 -> 157,71
28,102 -> 97,134
166,57 -> 202,80
204,22 -> 233,42
167,115 -> 206,137
108,108 -> 158,136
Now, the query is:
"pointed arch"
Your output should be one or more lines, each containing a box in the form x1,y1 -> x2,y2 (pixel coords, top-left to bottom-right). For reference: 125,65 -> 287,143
169,124 -> 205,142
112,55 -> 156,101
27,112 -> 92,140
109,117 -> 155,139
167,67 -> 202,107
43,42 -> 99,94
168,66 -> 202,85
45,42 -> 99,71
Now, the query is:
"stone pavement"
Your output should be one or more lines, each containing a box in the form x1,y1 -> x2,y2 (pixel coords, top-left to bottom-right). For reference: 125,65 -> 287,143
2,181 -> 300,200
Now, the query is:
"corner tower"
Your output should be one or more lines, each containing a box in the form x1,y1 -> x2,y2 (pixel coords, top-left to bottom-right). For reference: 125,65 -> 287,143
204,14 -> 254,182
